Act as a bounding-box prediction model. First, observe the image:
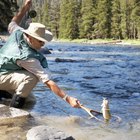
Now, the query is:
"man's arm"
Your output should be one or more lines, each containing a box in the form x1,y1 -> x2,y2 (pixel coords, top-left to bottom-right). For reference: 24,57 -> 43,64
12,0 -> 32,25
45,80 -> 80,108
17,58 -> 80,108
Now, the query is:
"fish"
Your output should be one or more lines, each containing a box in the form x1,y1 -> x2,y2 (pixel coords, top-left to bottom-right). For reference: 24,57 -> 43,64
101,98 -> 111,121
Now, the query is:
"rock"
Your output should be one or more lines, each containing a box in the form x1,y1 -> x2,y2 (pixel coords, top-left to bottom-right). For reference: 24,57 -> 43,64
55,58 -> 76,63
40,47 -> 51,54
26,125 -> 75,140
0,104 -> 30,124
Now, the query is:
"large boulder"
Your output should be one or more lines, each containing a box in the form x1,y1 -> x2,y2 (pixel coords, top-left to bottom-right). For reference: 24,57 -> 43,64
26,125 -> 75,140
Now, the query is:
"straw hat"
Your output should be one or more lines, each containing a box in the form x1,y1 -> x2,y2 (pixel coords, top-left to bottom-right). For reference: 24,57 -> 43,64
22,23 -> 53,42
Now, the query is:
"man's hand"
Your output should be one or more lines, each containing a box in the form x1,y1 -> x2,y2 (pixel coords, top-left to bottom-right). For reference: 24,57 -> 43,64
11,0 -> 32,24
24,0 -> 32,11
45,80 -> 81,108
66,96 -> 81,108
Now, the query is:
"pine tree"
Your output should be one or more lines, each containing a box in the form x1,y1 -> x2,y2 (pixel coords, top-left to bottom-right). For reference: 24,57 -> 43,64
41,0 -> 50,28
111,0 -> 122,39
79,0 -> 94,39
94,0 -> 112,38
59,0 -> 68,38
120,0 -> 131,39
59,0 -> 79,39
66,0 -> 79,39
49,0 -> 60,38
130,0 -> 140,39
33,0 -> 43,23
16,0 -> 140,40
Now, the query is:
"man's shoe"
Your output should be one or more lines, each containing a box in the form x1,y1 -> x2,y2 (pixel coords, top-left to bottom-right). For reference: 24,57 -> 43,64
10,94 -> 26,108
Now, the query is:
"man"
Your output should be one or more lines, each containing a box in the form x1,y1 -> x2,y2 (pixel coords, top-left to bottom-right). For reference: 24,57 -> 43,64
0,0 -> 80,108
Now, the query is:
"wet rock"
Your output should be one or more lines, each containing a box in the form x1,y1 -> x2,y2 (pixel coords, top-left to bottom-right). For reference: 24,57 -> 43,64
55,58 -> 76,62
0,104 -> 30,124
26,125 -> 75,140
40,47 -> 51,54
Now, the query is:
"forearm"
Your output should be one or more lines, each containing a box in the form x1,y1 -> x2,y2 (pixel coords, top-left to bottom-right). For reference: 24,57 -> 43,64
45,80 -> 66,99
12,0 -> 32,25
45,80 -> 80,108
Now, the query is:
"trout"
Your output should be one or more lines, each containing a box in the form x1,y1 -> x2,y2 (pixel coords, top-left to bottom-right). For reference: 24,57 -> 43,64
101,98 -> 111,121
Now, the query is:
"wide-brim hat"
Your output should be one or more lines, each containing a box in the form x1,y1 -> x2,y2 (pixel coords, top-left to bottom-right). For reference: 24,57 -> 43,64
22,23 -> 53,42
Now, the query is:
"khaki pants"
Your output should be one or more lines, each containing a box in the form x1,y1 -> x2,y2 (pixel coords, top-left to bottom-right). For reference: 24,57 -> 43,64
0,70 -> 38,97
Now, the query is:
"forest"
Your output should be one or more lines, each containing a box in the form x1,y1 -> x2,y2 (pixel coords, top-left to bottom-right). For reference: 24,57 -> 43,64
3,0 -> 140,40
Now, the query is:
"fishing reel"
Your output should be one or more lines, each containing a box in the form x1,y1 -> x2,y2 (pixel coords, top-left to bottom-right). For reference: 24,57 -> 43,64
28,10 -> 37,18
11,0 -> 37,18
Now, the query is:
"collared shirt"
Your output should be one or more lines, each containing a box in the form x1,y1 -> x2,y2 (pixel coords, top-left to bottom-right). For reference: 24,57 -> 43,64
8,21 -> 51,83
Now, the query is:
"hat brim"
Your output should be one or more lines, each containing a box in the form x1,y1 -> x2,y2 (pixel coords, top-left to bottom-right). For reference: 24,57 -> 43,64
22,29 -> 53,42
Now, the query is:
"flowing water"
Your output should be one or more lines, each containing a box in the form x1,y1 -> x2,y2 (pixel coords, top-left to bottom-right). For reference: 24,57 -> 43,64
1,42 -> 140,140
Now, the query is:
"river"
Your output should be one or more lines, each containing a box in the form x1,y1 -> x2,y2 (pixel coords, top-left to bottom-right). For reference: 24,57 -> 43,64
1,42 -> 140,140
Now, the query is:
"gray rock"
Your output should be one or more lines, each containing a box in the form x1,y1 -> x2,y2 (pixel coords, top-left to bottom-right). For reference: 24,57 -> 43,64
26,125 -> 75,140
0,104 -> 30,124
55,58 -> 76,63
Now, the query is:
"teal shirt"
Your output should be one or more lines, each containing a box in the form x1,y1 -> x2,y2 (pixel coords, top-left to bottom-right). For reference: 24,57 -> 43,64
0,30 -> 48,74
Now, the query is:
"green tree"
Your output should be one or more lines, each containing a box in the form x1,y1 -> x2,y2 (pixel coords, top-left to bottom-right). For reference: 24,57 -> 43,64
49,0 -> 60,38
17,0 -> 140,40
59,0 -> 79,39
59,0 -> 68,38
94,0 -> 112,38
130,0 -> 140,39
41,0 -> 50,28
120,0 -> 131,39
33,1 -> 43,23
111,0 -> 122,39
79,0 -> 94,39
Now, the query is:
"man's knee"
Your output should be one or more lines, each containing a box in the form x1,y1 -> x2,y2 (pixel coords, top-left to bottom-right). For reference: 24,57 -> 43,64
25,72 -> 38,86
16,71 -> 39,97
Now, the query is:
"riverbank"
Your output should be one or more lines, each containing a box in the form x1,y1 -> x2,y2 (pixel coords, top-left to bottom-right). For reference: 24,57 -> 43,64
54,38 -> 140,46
1,33 -> 140,46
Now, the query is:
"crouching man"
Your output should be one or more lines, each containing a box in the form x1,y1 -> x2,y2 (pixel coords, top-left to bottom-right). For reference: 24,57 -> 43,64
0,0 -> 80,108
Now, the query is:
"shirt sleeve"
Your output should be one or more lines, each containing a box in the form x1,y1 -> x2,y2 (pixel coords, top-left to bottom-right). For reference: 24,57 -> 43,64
8,21 -> 23,34
17,58 -> 51,83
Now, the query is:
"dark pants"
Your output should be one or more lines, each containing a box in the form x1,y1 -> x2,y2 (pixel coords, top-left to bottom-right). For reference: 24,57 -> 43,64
0,90 -> 12,100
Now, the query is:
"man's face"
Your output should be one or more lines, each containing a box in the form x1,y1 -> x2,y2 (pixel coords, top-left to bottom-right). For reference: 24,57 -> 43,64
29,36 -> 45,50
